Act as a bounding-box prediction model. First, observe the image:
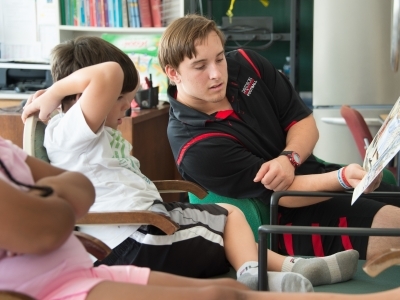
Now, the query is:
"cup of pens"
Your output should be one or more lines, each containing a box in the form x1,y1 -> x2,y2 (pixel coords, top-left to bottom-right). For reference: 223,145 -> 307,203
135,74 -> 159,109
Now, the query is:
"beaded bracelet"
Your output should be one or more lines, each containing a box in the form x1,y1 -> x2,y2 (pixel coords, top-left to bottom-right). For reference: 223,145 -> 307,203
337,167 -> 352,189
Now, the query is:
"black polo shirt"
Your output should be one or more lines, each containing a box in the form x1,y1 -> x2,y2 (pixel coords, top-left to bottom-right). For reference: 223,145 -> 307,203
167,49 -> 340,204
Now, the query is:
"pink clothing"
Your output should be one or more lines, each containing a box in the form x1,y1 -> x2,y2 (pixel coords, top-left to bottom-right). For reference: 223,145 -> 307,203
0,138 -> 33,187
0,137 -> 150,299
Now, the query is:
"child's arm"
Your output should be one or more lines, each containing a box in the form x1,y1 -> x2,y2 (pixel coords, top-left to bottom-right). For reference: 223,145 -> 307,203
0,156 -> 95,255
0,179 -> 75,255
22,62 -> 124,133
25,155 -> 95,219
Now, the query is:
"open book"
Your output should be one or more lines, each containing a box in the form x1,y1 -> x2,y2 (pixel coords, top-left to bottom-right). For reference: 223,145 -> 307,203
352,96 -> 400,204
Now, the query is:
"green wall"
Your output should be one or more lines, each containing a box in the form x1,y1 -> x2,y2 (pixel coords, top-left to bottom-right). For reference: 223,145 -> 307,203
191,0 -> 313,92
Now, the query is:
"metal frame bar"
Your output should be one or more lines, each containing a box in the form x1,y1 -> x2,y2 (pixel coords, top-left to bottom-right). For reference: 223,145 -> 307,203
269,190 -> 400,251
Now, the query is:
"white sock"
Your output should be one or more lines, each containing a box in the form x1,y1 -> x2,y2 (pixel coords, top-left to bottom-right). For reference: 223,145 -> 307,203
236,261 -> 313,292
281,249 -> 359,286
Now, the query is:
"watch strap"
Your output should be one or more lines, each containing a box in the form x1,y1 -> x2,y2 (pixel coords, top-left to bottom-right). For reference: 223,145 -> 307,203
280,151 -> 301,168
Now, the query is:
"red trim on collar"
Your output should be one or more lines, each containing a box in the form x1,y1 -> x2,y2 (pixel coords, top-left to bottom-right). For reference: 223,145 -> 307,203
284,121 -> 297,132
215,110 -> 240,120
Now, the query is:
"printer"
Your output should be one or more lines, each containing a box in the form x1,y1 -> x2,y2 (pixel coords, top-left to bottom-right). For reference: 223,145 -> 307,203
0,64 -> 53,93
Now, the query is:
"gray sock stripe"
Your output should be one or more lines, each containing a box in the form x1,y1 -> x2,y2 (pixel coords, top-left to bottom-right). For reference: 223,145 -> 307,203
324,255 -> 342,282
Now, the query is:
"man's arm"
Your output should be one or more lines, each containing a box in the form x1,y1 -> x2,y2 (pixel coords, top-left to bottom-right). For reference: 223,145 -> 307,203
284,114 -> 319,161
254,114 -> 319,191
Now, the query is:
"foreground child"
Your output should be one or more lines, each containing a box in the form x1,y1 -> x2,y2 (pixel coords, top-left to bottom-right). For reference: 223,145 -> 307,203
21,36 -> 358,292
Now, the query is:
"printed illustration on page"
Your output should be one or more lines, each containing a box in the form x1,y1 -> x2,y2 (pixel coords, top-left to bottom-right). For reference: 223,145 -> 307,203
352,96 -> 400,204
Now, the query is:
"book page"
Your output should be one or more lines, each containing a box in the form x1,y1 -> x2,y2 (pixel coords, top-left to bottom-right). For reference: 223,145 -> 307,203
352,96 -> 400,204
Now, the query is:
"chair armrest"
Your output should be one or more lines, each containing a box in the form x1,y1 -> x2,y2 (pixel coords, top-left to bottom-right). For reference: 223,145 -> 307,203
76,211 -> 179,235
75,183 -> 193,238
269,191 -> 400,251
153,180 -> 208,199
257,225 -> 400,291
73,231 -> 112,261
0,291 -> 35,300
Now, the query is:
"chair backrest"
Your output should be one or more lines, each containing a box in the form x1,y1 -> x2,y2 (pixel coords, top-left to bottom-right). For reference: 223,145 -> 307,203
340,105 -> 374,160
22,114 -> 50,163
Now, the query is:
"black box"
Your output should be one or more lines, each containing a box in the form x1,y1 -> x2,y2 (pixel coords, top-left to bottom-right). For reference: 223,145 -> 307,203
135,86 -> 159,109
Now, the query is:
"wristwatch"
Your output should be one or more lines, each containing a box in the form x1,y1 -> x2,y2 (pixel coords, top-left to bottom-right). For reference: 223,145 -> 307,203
280,151 -> 301,168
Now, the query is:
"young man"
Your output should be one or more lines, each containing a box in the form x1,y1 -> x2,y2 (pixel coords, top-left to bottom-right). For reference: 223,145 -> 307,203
21,36 -> 359,292
158,14 -> 400,261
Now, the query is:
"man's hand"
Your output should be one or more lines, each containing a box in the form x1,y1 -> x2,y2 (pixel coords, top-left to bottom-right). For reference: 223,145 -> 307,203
344,164 -> 383,193
253,156 -> 295,191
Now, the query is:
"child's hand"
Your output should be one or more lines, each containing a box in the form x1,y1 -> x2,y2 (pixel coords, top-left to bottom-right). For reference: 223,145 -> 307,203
21,89 -> 60,123
364,171 -> 383,193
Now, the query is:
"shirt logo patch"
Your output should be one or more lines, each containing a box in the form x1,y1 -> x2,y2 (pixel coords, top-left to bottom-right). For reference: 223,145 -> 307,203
242,77 -> 257,96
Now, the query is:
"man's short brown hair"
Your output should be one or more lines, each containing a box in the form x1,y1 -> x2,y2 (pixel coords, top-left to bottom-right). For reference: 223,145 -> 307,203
158,14 -> 225,72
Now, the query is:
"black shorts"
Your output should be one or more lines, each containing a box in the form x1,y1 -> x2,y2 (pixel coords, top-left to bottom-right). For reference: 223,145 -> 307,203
95,201 -> 231,278
278,181 -> 400,260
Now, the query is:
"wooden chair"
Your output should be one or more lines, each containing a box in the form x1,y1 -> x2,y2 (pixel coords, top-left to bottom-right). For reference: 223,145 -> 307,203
22,113 -> 208,235
0,291 -> 35,300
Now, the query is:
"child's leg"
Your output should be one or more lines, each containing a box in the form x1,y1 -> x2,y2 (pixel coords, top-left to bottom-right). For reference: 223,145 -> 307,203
218,203 -> 313,292
86,271 -> 248,300
281,250 -> 359,286
86,274 -> 400,300
218,204 -> 359,289
147,270 -> 249,290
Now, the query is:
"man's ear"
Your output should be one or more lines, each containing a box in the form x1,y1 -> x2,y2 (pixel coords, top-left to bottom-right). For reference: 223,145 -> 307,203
165,65 -> 180,84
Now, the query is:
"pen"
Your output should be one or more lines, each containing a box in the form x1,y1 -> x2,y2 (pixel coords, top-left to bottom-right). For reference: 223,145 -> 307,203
144,76 -> 151,89
148,74 -> 153,88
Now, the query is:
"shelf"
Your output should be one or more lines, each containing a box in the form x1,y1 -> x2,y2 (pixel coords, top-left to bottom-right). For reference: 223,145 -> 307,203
59,25 -> 167,34
224,33 -> 291,42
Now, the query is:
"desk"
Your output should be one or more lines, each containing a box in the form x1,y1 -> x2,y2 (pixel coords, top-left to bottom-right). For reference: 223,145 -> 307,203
0,91 -> 31,108
0,104 -> 181,201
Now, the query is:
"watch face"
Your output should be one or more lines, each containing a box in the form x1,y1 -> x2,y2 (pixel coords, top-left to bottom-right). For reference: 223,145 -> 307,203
280,151 -> 301,167
293,153 -> 301,164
